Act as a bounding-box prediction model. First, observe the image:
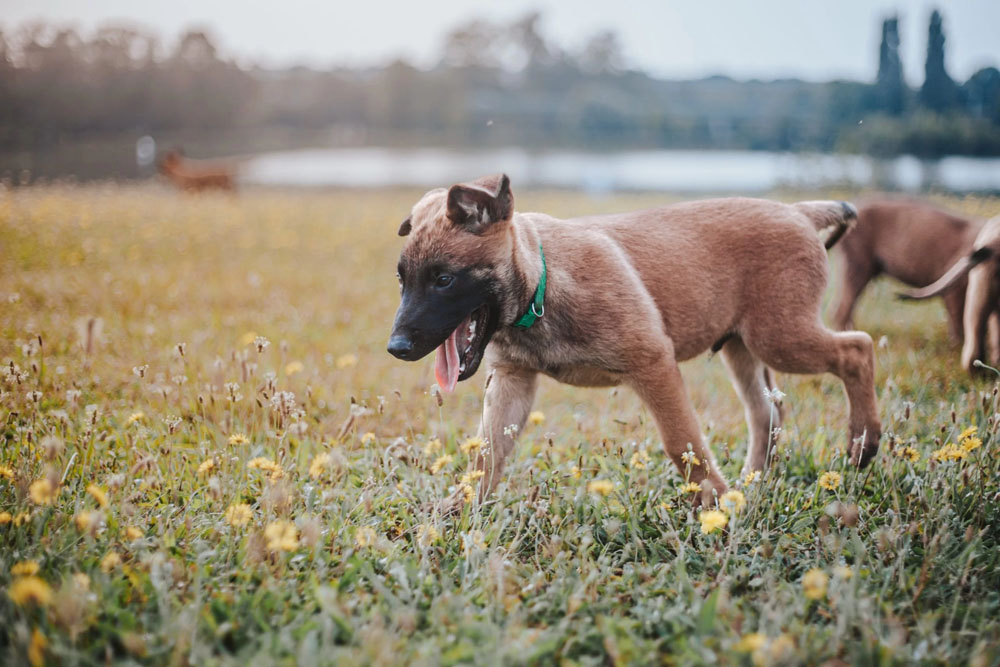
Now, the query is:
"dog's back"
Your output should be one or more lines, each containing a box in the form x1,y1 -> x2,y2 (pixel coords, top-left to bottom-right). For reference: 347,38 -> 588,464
845,199 -> 980,285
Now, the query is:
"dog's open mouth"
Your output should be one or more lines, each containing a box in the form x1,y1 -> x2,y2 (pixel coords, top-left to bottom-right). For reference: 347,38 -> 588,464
434,305 -> 490,393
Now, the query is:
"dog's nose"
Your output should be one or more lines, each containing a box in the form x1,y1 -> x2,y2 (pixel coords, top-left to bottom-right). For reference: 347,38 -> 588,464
387,334 -> 415,360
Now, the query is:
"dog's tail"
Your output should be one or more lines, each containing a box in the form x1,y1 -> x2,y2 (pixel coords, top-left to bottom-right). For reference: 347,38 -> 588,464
898,246 -> 993,301
794,200 -> 858,250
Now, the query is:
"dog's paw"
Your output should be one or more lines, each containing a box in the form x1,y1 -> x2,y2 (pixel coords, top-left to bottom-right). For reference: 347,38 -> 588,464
694,477 -> 729,508
849,429 -> 881,468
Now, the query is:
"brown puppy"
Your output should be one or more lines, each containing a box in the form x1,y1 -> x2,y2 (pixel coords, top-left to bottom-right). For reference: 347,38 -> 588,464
901,215 -> 1000,374
158,150 -> 235,192
388,175 -> 881,505
833,199 -> 982,338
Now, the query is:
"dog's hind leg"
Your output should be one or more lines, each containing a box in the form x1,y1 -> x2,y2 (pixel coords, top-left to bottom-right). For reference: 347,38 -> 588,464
629,344 -> 728,505
744,321 -> 881,468
720,336 -> 779,478
474,365 -> 539,499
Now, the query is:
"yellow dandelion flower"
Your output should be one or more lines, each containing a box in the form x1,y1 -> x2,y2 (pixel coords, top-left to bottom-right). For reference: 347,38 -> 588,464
248,457 -> 284,479
125,411 -> 145,426
959,425 -> 978,441
28,627 -> 47,667
335,354 -> 357,369
734,632 -> 766,652
197,459 -> 216,476
423,438 -> 442,456
459,483 -> 476,503
0,464 -> 14,480
309,453 -> 330,479
284,360 -> 304,376
932,443 -> 967,462
228,433 -> 249,447
431,454 -> 453,474
355,526 -> 377,549
802,568 -> 828,600
74,511 -> 98,532
961,436 -> 982,453
11,560 -> 40,576
460,470 -> 485,485
225,503 -> 252,527
587,479 -> 614,496
264,520 -> 299,551
681,451 -> 701,466
680,481 -> 702,494
744,470 -> 761,485
8,576 -> 52,606
13,512 -> 31,526
86,484 -> 108,508
895,446 -> 920,462
0,511 -> 12,525
630,449 -> 650,470
360,432 -> 376,445
833,565 -> 853,580
528,411 -> 545,426
570,465 -> 582,479
72,573 -> 91,590
460,436 -> 486,455
699,509 -> 728,534
100,551 -> 122,573
720,490 -> 747,514
124,526 -> 144,540
818,471 -> 842,491
29,479 -> 58,505
416,523 -> 440,548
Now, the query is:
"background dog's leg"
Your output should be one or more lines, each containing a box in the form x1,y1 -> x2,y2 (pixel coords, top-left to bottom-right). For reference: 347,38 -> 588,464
961,265 -> 992,373
475,365 -> 538,499
989,311 -> 1000,365
832,256 -> 877,331
745,324 -> 881,467
720,336 -> 778,478
629,349 -> 728,505
943,287 -> 966,343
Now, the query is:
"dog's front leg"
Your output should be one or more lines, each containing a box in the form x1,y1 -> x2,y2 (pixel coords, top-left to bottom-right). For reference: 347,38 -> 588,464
629,347 -> 728,505
475,365 -> 539,500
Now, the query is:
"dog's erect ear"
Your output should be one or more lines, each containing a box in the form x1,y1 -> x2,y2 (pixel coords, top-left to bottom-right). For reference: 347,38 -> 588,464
446,174 -> 513,232
398,215 -> 412,236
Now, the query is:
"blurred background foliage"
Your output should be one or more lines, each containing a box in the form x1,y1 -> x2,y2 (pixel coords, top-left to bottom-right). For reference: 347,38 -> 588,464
1,9 -> 997,167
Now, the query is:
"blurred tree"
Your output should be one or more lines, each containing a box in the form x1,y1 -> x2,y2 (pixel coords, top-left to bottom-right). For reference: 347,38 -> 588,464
875,16 -> 905,115
579,31 -> 624,74
921,9 -> 961,111
963,67 -> 1000,123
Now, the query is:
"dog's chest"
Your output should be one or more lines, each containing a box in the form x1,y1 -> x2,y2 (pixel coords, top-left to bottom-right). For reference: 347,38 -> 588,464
489,333 -> 625,388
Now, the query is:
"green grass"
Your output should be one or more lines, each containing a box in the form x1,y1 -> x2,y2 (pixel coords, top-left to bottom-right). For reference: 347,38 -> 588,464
1,184 -> 999,665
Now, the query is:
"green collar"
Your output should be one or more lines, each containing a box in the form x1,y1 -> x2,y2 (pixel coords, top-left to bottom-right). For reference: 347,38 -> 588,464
513,243 -> 546,329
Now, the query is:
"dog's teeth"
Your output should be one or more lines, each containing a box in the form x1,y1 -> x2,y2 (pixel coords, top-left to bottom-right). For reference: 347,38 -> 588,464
459,363 -> 466,373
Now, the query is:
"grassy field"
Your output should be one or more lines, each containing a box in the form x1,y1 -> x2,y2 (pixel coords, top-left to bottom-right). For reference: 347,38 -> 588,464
1,183 -> 999,666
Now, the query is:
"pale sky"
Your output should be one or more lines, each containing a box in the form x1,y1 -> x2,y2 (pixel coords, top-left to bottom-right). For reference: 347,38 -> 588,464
1,0 -> 998,83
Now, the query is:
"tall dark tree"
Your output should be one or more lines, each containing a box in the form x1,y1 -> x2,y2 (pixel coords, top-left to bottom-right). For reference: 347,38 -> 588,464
963,67 -> 1000,123
875,16 -> 905,114
920,9 -> 960,111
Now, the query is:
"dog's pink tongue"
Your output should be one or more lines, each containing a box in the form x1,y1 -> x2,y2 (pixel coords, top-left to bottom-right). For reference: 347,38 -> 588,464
434,329 -> 461,393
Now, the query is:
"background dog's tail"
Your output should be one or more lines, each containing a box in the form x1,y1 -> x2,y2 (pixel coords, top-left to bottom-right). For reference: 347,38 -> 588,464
794,200 -> 858,249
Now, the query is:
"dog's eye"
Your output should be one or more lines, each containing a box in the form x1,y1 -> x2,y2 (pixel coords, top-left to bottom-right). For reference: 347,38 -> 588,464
434,274 -> 454,289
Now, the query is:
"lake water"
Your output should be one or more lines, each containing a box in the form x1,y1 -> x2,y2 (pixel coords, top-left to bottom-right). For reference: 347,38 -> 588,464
242,147 -> 1000,193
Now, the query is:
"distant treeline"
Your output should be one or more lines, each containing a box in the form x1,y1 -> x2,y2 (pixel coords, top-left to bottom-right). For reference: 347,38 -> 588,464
1,11 -> 998,158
